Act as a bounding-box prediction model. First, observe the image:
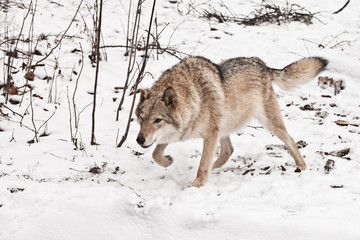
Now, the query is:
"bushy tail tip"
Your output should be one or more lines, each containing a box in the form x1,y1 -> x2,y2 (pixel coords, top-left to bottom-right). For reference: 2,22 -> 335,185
273,57 -> 328,90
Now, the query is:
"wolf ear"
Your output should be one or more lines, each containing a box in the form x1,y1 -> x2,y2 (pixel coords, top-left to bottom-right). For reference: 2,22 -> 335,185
162,87 -> 177,107
139,89 -> 150,103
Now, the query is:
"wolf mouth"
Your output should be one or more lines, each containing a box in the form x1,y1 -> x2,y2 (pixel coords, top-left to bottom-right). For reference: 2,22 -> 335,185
141,140 -> 156,148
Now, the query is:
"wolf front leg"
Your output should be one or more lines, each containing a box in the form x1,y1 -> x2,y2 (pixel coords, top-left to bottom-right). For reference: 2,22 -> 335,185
191,132 -> 219,187
152,144 -> 174,167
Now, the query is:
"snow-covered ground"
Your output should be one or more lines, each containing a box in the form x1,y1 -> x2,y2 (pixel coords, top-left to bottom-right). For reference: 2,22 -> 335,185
1,0 -> 359,239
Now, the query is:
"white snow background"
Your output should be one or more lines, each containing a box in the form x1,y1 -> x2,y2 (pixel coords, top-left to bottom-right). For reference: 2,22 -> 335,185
0,0 -> 360,239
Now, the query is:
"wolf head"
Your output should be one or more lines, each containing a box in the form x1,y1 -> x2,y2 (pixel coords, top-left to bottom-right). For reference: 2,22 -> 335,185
135,87 -> 180,148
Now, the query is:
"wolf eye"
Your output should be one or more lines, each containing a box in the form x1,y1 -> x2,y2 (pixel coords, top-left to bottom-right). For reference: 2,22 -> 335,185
154,118 -> 162,123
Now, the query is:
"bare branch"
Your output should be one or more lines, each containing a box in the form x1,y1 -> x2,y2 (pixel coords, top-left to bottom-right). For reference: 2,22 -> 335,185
91,0 -> 103,145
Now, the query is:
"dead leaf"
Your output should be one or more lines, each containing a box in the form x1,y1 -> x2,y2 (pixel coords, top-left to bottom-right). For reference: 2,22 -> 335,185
332,80 -> 344,95
8,188 -> 25,193
296,140 -> 308,149
318,76 -> 333,88
9,87 -> 19,95
335,120 -> 349,126
329,148 -> 350,158
300,103 -> 320,111
33,94 -> 43,99
24,71 -> 35,81
89,166 -> 102,174
324,159 -> 335,174
9,99 -> 20,105
315,111 -> 329,119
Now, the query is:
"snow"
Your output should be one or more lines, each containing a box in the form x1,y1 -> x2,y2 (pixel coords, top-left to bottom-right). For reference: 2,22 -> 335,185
1,0 -> 360,239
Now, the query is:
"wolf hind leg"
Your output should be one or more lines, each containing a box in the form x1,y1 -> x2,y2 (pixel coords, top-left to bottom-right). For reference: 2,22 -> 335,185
212,136 -> 234,170
258,92 -> 307,170
152,144 -> 173,167
269,125 -> 306,170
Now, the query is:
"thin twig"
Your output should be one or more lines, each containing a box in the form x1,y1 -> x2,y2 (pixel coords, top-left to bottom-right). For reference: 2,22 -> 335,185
69,167 -> 87,173
67,87 -> 74,141
333,0 -> 350,14
29,89 -> 38,142
36,109 -> 56,134
72,43 -> 84,132
0,103 -> 24,119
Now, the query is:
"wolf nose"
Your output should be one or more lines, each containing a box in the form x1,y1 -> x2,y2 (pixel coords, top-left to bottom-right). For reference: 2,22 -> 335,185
136,136 -> 145,146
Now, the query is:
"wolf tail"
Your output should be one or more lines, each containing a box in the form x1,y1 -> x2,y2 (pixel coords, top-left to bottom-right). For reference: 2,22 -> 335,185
272,57 -> 328,90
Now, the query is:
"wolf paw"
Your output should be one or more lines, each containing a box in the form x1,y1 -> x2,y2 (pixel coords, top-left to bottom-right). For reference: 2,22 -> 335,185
164,155 -> 173,166
155,155 -> 173,168
296,163 -> 307,171
189,178 -> 205,188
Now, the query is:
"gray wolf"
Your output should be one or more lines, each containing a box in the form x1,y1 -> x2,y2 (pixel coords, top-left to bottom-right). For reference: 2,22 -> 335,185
135,56 -> 328,187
